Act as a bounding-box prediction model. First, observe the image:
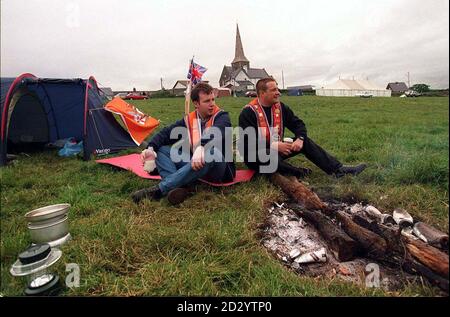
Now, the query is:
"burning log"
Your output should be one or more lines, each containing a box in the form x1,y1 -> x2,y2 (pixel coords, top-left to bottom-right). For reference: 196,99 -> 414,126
402,256 -> 449,292
270,173 -> 388,257
289,204 -> 359,262
352,214 -> 449,290
404,238 -> 449,278
352,214 -> 449,279
413,222 -> 449,250
270,172 -> 449,291
352,214 -> 403,253
270,173 -> 326,210
335,211 -> 388,257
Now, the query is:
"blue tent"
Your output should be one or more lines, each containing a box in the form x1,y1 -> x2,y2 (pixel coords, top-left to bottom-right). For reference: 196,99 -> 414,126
0,73 -> 137,166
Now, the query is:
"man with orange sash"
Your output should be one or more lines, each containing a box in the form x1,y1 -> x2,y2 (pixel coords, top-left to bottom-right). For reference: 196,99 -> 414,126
132,83 -> 235,204
238,78 -> 366,178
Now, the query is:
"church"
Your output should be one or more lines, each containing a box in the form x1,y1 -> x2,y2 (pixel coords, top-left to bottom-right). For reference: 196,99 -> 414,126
219,25 -> 271,95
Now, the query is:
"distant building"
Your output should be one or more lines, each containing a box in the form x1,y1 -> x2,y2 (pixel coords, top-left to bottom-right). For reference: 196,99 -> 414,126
172,80 -> 190,97
213,87 -> 231,98
386,82 -> 409,93
219,24 -> 271,95
316,79 -> 391,97
171,80 -> 210,97
287,85 -> 315,92
287,85 -> 315,96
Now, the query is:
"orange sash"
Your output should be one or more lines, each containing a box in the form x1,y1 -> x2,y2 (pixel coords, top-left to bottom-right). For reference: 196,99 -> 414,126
185,105 -> 222,150
245,98 -> 283,142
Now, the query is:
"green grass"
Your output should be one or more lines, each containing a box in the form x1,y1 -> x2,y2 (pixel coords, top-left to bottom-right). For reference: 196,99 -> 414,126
1,96 -> 448,296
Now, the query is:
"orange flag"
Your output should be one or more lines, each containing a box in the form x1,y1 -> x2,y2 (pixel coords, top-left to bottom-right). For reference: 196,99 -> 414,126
104,97 -> 160,145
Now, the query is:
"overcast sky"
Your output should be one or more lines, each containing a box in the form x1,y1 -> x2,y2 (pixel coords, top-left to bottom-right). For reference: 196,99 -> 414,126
1,0 -> 449,90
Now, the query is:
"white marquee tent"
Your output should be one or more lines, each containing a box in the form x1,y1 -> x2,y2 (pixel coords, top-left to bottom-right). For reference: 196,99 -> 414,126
316,79 -> 391,97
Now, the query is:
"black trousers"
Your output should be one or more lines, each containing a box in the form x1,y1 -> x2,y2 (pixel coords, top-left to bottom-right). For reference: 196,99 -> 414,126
245,137 -> 342,175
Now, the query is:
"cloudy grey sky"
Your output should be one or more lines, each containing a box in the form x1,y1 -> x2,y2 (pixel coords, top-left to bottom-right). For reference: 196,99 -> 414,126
1,0 -> 449,90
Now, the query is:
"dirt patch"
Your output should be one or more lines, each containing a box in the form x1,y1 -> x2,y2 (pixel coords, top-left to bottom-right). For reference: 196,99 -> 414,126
260,202 -> 422,292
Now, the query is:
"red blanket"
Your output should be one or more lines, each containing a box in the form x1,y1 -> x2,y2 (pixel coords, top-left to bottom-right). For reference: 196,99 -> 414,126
96,154 -> 255,187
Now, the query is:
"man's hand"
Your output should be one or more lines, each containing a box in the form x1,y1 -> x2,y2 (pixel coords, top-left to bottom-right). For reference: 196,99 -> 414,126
291,138 -> 304,152
191,146 -> 205,171
141,147 -> 157,165
271,142 -> 292,156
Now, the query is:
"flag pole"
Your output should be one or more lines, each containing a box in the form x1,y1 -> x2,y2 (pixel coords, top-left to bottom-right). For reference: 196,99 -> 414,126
184,56 -> 194,116
184,81 -> 191,116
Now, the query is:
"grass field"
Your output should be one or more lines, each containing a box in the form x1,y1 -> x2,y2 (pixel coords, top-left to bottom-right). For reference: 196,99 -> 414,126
1,96 -> 448,296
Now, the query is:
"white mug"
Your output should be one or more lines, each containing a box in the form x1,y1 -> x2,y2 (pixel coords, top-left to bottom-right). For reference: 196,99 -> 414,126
143,160 -> 156,173
294,248 -> 327,264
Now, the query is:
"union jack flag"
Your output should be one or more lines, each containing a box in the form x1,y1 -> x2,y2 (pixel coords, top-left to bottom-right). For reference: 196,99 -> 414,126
187,59 -> 207,85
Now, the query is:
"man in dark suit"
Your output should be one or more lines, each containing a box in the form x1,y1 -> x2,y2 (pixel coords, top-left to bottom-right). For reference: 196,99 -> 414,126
238,78 -> 366,178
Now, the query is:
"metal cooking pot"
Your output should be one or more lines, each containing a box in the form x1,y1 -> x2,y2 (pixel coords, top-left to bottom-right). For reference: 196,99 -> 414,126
25,204 -> 70,223
28,216 -> 69,244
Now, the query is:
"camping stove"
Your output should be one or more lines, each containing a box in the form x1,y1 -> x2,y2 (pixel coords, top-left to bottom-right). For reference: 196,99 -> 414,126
10,243 -> 62,296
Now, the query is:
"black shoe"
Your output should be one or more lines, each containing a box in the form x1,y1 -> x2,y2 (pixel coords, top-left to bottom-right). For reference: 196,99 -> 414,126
131,186 -> 163,203
278,161 -> 312,178
167,187 -> 192,205
334,163 -> 367,178
6,154 -> 18,162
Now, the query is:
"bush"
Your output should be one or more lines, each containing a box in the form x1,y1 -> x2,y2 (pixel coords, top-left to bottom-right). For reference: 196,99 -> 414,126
411,84 -> 431,93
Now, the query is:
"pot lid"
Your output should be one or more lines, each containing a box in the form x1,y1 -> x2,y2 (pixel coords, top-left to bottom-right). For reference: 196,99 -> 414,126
25,204 -> 70,222
10,247 -> 62,277
19,244 -> 51,264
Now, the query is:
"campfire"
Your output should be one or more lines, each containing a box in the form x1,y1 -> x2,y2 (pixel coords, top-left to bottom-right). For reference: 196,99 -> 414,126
259,173 -> 449,293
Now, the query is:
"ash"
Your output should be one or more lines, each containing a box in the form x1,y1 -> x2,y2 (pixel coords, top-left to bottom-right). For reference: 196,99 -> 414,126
260,202 -> 417,291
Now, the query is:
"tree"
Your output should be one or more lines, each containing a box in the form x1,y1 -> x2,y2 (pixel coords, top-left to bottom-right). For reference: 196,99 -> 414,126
411,84 -> 430,93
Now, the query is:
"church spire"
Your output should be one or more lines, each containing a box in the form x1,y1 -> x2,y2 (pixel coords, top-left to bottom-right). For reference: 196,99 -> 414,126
232,24 -> 250,70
